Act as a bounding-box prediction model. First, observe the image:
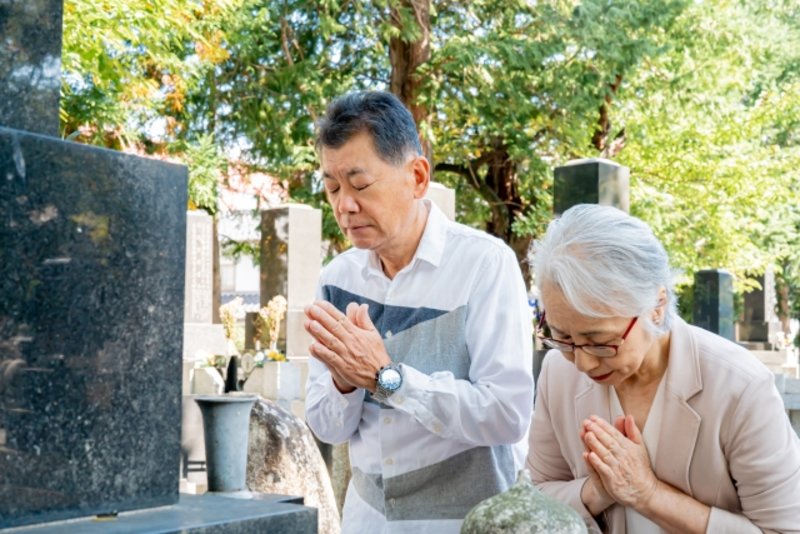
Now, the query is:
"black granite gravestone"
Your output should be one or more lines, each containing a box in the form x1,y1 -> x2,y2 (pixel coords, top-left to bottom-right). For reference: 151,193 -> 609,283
0,1 -> 316,531
692,269 -> 735,341
0,0 -> 62,136
738,272 -> 781,346
740,273 -> 769,343
1,0 -> 186,527
553,158 -> 630,215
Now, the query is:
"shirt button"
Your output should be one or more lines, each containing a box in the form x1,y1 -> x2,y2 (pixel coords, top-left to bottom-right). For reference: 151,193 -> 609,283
385,458 -> 394,466
383,417 -> 392,424
393,395 -> 404,405
385,330 -> 393,338
432,422 -> 443,434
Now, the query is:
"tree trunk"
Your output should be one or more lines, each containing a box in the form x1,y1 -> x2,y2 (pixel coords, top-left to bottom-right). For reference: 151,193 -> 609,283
480,143 -> 533,289
389,0 -> 433,165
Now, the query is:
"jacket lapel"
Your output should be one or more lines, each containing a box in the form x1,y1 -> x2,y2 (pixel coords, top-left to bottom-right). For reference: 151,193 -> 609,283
574,375 -> 612,438
654,318 -> 703,494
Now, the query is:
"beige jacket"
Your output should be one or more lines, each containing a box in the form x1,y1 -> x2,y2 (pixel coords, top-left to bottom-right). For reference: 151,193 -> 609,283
527,317 -> 800,533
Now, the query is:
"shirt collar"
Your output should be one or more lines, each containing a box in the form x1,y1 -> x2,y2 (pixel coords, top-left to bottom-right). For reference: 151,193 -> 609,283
362,199 -> 449,279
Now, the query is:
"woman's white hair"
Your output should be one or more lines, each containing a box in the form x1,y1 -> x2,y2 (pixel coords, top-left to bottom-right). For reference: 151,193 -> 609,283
532,204 -> 678,335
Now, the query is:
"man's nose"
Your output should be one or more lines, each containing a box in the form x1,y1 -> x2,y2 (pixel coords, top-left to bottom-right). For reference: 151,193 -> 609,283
337,190 -> 359,214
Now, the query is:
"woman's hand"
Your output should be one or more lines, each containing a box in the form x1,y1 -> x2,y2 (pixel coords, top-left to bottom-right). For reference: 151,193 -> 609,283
581,415 -> 660,512
579,423 -> 615,515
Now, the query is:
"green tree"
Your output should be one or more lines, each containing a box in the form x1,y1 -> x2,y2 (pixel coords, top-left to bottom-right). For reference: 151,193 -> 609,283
616,0 -> 800,294
61,0 -> 800,324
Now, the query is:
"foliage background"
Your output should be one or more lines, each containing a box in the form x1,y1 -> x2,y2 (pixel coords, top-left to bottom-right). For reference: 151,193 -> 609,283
61,0 -> 800,327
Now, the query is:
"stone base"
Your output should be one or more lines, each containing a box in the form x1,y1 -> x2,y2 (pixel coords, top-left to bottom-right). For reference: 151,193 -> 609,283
0,493 -> 317,533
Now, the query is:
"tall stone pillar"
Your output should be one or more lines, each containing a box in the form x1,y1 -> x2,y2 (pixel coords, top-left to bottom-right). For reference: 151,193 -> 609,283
738,270 -> 782,347
692,269 -> 735,341
183,212 -> 228,364
260,204 -> 322,360
553,158 -> 630,214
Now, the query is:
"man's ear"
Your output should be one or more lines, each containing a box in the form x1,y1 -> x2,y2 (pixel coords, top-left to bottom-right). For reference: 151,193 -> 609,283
410,155 -> 430,199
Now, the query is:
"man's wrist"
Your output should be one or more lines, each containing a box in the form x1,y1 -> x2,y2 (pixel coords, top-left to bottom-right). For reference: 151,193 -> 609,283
331,375 -> 356,394
374,362 -> 403,401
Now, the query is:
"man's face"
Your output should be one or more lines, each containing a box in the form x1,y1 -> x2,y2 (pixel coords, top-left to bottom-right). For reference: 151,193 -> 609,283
320,131 -> 427,257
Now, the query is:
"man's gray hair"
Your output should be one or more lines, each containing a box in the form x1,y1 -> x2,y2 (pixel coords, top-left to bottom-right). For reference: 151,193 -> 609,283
532,204 -> 678,334
315,91 -> 423,166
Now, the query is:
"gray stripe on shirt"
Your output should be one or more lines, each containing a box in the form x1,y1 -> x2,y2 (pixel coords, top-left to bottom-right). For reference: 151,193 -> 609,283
364,305 -> 469,406
351,445 -> 515,520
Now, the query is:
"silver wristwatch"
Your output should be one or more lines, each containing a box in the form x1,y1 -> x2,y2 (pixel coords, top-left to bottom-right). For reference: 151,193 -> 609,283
374,363 -> 403,401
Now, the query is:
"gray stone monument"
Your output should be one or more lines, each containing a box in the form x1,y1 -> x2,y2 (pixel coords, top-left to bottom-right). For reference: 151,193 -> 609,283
738,270 -> 782,346
182,210 -> 227,385
0,1 -> 316,531
692,269 -> 735,341
553,157 -> 630,214
260,204 -> 322,360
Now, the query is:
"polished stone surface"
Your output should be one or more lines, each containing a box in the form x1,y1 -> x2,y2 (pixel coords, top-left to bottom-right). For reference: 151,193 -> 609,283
0,493 -> 318,533
692,269 -> 735,341
0,0 -> 63,136
0,127 -> 188,528
553,158 -> 630,214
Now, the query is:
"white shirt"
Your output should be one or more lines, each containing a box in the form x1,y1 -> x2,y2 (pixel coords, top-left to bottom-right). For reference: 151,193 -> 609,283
610,378 -> 668,534
305,200 -> 534,534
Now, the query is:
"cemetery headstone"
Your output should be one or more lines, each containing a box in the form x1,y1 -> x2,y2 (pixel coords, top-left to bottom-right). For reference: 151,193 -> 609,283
260,204 -> 321,361
183,210 -> 228,362
692,269 -> 735,341
0,0 -> 62,136
738,271 -> 782,347
0,0 -> 317,530
180,211 -> 229,491
541,158 -> 631,384
553,157 -> 630,215
1,0 -> 186,526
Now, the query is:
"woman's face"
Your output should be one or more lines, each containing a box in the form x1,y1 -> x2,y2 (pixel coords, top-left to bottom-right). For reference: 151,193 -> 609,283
540,285 -> 661,387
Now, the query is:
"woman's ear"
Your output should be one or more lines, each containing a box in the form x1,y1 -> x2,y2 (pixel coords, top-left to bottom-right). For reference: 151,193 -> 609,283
652,287 -> 668,324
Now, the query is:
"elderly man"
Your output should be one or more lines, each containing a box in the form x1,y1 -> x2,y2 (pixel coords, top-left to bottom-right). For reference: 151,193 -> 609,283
304,90 -> 533,534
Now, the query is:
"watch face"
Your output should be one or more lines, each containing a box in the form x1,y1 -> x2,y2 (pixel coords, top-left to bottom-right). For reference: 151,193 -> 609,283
380,368 -> 402,391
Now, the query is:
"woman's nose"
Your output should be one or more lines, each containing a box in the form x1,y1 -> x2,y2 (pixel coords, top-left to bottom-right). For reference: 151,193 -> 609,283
573,347 -> 600,374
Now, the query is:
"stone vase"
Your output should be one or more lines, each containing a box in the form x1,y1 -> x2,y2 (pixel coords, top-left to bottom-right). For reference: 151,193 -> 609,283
194,393 -> 258,492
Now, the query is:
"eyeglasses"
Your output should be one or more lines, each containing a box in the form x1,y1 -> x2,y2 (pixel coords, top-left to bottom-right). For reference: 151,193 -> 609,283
536,311 -> 638,358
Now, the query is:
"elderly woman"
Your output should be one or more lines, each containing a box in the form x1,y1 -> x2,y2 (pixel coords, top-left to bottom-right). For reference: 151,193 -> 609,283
526,204 -> 800,533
